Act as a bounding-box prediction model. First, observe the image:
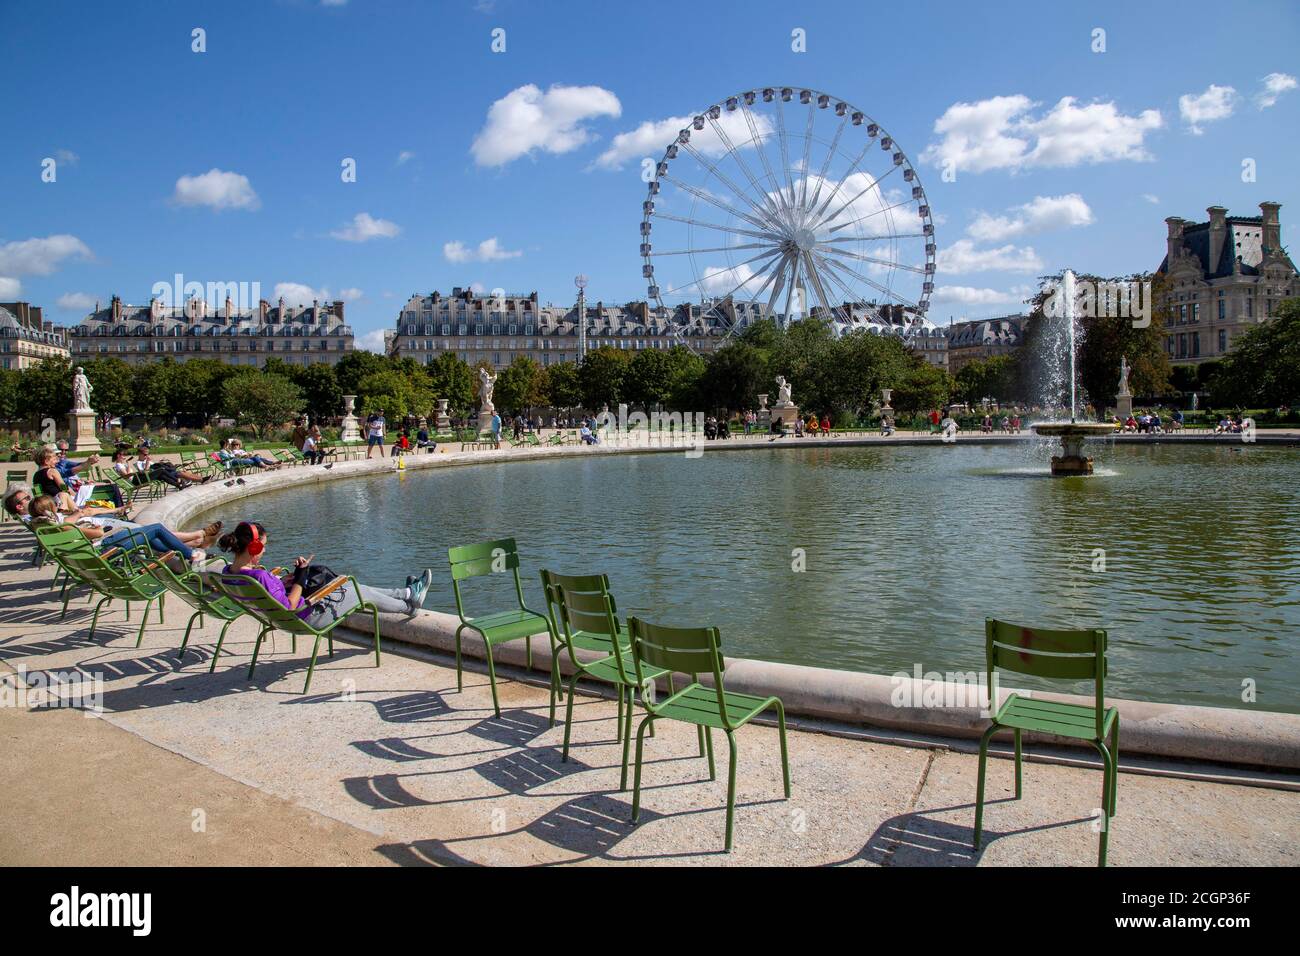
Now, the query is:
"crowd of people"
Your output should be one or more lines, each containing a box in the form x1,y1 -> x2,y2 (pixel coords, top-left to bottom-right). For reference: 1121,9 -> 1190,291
979,414 -> 1024,434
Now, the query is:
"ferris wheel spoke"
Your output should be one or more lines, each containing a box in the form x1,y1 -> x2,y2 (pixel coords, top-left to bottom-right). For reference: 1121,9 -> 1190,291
765,253 -> 794,318
709,250 -> 785,308
650,242 -> 772,257
808,137 -> 876,225
808,249 -> 879,319
774,98 -> 797,208
661,175 -> 773,233
817,245 -> 928,274
679,141 -> 783,229
819,232 -> 927,243
812,163 -> 901,234
740,103 -> 791,223
660,248 -> 783,298
797,101 -> 817,214
654,212 -> 784,243
804,114 -> 848,216
705,114 -> 784,222
825,197 -> 912,236
819,254 -> 919,309
800,251 -> 845,324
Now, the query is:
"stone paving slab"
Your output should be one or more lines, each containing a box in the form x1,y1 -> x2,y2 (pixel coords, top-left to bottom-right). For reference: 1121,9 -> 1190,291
1,542 -> 1296,867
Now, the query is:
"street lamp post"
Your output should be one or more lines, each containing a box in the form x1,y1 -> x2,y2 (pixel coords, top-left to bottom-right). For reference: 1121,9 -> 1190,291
575,274 -> 588,362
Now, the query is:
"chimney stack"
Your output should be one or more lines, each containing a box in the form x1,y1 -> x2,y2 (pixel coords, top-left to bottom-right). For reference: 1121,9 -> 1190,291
1207,206 -> 1228,271
1164,217 -> 1186,265
1260,201 -> 1281,255
111,295 -> 122,321
332,300 -> 345,324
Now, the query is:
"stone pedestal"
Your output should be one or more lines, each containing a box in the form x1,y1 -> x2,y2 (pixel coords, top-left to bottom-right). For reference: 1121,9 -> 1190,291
773,406 -> 801,428
1115,394 -> 1133,421
477,403 -> 496,437
340,395 -> 361,443
435,399 -> 451,433
67,410 -> 98,453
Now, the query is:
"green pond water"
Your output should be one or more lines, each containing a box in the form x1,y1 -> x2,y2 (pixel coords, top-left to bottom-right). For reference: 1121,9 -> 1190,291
198,442 -> 1300,712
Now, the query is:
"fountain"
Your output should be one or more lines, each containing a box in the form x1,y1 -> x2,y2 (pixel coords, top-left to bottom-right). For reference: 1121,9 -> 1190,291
1031,270 -> 1117,476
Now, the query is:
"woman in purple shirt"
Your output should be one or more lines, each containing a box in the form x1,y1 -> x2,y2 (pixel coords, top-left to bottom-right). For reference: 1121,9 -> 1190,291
218,522 -> 433,626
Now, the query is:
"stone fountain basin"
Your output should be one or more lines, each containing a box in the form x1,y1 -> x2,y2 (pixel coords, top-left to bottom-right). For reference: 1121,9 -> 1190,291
1031,421 -> 1119,437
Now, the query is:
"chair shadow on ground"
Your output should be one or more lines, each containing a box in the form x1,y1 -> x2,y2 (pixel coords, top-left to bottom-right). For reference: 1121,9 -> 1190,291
846,799 -> 1094,867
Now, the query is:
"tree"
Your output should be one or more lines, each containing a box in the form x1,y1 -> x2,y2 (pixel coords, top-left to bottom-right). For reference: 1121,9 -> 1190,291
220,371 -> 302,436
624,347 -> 676,409
663,346 -> 706,411
891,358 -> 952,415
293,363 -> 342,422
128,359 -> 175,418
494,355 -> 547,414
700,340 -> 766,414
425,352 -> 475,413
333,350 -> 390,397
166,359 -> 233,423
545,362 -> 582,409
355,369 -> 432,420
81,358 -> 135,419
578,346 -> 631,410
1209,297 -> 1300,407
954,355 -> 1021,405
14,357 -> 71,425
825,330 -> 913,416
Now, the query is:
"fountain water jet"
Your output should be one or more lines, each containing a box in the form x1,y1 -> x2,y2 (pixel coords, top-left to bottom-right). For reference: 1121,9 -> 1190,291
1031,269 -> 1117,476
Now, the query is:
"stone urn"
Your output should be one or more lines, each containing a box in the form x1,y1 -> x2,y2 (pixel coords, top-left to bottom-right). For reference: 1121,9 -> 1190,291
340,394 -> 361,443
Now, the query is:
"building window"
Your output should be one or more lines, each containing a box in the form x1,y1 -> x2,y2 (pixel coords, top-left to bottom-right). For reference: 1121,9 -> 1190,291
1191,303 -> 1199,323
1218,329 -> 1227,353
1246,299 -> 1253,318
1218,300 -> 1225,320
1191,332 -> 1200,357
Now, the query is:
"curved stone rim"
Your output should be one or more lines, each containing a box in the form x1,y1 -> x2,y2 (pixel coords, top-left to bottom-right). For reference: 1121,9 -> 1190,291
137,439 -> 1300,771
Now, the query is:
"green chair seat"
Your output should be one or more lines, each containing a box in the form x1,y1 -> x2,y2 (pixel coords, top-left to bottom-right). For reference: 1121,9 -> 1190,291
993,694 -> 1117,740
650,683 -> 777,730
463,607 -> 549,643
581,652 -> 667,689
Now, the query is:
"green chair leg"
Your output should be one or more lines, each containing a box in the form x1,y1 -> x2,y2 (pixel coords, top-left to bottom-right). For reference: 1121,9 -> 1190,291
454,625 -> 464,692
371,606 -> 381,667
619,685 -> 634,791
157,594 -> 165,623
548,653 -> 561,727
247,626 -> 269,680
209,619 -> 235,673
303,634 -> 323,693
1109,717 -> 1120,817
88,596 -> 111,640
561,673 -> 579,761
1014,728 -> 1023,799
724,731 -> 739,852
697,724 -> 706,756
704,726 -> 715,780
616,685 -> 624,742
972,723 -> 999,850
1095,739 -> 1113,867
484,640 -> 501,718
135,599 -> 151,647
775,700 -> 791,798
178,610 -> 202,661
631,715 -> 653,822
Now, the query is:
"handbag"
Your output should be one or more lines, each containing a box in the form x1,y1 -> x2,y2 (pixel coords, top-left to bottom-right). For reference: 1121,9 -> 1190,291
300,563 -> 339,596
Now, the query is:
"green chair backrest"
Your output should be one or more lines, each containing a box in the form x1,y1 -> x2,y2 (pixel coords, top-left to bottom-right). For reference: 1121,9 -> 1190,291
5,469 -> 25,486
448,538 -> 528,617
44,530 -> 160,601
212,571 -> 319,635
984,618 -> 1108,736
539,569 -> 614,640
628,617 -> 731,725
553,577 -> 628,680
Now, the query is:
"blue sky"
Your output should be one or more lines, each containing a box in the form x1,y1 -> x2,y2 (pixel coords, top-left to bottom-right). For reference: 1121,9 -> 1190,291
1,0 -> 1297,348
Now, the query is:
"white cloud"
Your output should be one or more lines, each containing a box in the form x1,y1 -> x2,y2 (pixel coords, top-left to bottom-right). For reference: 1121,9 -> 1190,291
329,212 -> 400,242
471,83 -> 621,167
443,237 -> 522,263
0,234 -> 93,276
56,292 -> 97,311
1143,193 -> 1160,204
170,168 -> 260,210
967,194 -> 1094,242
395,150 -> 415,165
321,0 -> 348,6
594,109 -> 773,171
273,282 -> 353,305
1256,72 -> 1297,109
922,95 -> 1161,173
697,263 -> 757,295
1179,84 -> 1237,134
0,277 -> 21,298
932,285 -> 1032,306
55,149 -> 79,166
938,239 -> 1043,274
358,328 -> 388,353
337,287 -> 364,301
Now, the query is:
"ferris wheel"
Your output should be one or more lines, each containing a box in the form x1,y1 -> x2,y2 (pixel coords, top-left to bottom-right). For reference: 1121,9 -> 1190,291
639,87 -> 937,345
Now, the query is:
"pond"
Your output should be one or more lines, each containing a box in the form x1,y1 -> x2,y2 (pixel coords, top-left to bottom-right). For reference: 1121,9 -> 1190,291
197,442 -> 1300,712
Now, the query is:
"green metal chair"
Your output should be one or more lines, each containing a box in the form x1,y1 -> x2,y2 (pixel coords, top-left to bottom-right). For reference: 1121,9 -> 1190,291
973,618 -> 1119,867
3,469 -> 26,524
136,551 -> 249,663
548,576 -> 670,790
448,538 -> 550,718
627,616 -> 791,852
36,525 -> 168,645
538,569 -> 632,726
209,570 -> 381,693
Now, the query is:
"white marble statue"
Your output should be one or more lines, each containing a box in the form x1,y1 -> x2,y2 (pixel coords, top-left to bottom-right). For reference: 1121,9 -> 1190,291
478,367 -> 497,407
776,375 -> 792,407
72,366 -> 94,412
1118,355 -> 1131,396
